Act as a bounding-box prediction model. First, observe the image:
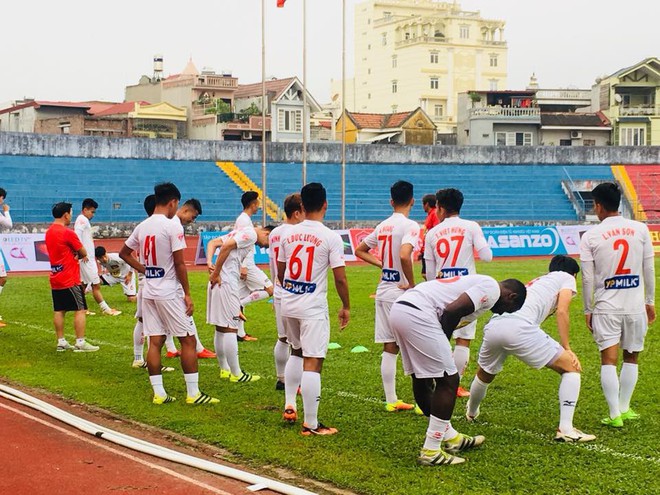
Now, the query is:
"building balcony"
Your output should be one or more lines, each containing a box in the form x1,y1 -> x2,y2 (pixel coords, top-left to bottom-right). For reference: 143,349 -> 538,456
395,35 -> 450,48
470,106 -> 540,118
481,40 -> 507,46
619,105 -> 660,116
193,75 -> 238,90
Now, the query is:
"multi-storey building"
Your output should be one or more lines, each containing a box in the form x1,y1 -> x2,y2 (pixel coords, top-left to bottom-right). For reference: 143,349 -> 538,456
350,0 -> 507,139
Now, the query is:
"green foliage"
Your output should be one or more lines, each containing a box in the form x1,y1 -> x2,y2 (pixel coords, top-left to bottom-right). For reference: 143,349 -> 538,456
239,102 -> 261,116
0,259 -> 658,494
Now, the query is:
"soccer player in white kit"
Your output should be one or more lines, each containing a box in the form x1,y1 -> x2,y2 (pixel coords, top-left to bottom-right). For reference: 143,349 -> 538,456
269,193 -> 305,390
0,187 -> 11,327
208,226 -> 272,382
234,191 -> 274,341
277,183 -> 350,436
74,198 -> 121,316
355,180 -> 420,412
466,255 -> 596,443
120,183 -> 218,405
95,246 -> 137,301
580,182 -> 656,427
424,188 -> 492,397
389,275 -> 526,466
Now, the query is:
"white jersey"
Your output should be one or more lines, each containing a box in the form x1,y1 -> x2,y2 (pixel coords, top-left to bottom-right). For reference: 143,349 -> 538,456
218,228 -> 257,292
493,271 -> 576,326
0,211 -> 12,229
269,223 -> 292,301
278,219 -> 345,319
100,253 -> 132,279
424,216 -> 489,278
74,214 -> 95,259
363,212 -> 420,302
235,212 -> 255,267
580,215 -> 654,314
397,274 -> 500,327
125,214 -> 187,300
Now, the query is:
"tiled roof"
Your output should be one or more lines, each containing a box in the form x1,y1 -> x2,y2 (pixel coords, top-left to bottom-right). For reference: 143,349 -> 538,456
540,112 -> 610,127
346,110 -> 416,129
90,101 -> 150,117
234,77 -> 296,100
0,100 -> 115,116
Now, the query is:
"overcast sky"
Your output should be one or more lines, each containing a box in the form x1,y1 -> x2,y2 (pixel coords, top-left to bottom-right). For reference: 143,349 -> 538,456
1,0 -> 657,105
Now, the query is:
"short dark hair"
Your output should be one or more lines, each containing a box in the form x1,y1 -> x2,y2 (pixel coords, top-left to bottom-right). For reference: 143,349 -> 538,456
283,193 -> 303,219
263,225 -> 276,233
154,182 -> 181,206
143,194 -> 156,216
549,255 -> 580,275
436,188 -> 464,214
241,191 -> 259,208
82,198 -> 98,210
501,279 -> 527,312
0,187 -> 6,199
52,202 -> 72,219
94,246 -> 106,259
184,198 -> 202,216
591,182 -> 620,212
422,194 -> 436,208
391,181 -> 414,206
301,182 -> 326,213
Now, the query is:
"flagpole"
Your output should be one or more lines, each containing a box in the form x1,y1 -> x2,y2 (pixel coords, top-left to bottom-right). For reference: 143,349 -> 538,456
261,0 -> 267,226
341,0 -> 346,229
302,0 -> 308,186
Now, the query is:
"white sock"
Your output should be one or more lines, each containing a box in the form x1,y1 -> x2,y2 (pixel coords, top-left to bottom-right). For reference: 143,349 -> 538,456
619,363 -> 638,413
381,351 -> 398,404
601,365 -> 620,419
453,345 -> 470,378
237,321 -> 246,338
165,335 -> 177,353
301,371 -> 321,430
223,333 -> 241,376
75,337 -> 85,346
133,320 -> 144,361
558,372 -> 581,433
58,337 -> 68,347
274,340 -> 290,381
149,374 -> 166,397
240,290 -> 270,307
184,372 -> 200,398
214,331 -> 230,371
285,355 -> 303,408
423,415 -> 450,450
99,300 -> 110,312
194,331 -> 204,353
467,376 -> 489,418
0,286 -> 4,295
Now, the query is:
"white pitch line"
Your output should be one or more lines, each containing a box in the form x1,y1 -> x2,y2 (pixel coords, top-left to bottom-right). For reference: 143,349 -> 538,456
0,400 -> 234,495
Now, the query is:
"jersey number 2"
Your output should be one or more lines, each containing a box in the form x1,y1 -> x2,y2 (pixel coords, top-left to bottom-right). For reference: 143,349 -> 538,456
613,239 -> 631,275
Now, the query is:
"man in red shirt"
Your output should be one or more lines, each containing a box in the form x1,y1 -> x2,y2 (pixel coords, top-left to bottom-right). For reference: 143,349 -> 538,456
45,202 -> 99,352
420,193 -> 440,279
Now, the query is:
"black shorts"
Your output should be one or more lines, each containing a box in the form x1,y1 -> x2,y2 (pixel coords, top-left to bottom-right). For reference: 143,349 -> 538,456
52,285 -> 88,312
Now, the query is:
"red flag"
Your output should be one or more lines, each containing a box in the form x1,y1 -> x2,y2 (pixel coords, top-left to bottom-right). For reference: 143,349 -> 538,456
277,0 -> 286,7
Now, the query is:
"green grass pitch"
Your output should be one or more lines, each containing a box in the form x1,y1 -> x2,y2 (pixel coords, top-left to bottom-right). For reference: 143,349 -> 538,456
0,258 -> 658,494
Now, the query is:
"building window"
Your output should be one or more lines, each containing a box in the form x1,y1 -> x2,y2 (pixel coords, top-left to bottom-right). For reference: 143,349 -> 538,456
368,93 -> 371,100
59,123 -> 71,134
430,77 -> 439,90
367,18 -> 371,25
381,33 -> 387,46
559,139 -> 572,146
460,25 -> 470,39
368,44 -> 371,50
392,105 -> 398,112
434,104 -> 444,117
392,80 -> 398,94
583,139 -> 596,146
392,55 -> 397,68
367,68 -> 371,75
405,32 -> 410,40
383,11 -> 391,20
619,127 -> 645,146
430,51 -> 439,64
489,54 -> 498,67
495,132 -> 533,146
278,108 -> 302,133
489,79 -> 498,91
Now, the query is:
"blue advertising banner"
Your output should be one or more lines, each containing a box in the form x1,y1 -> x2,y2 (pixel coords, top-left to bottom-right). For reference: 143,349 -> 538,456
195,230 -> 269,265
482,226 -> 567,257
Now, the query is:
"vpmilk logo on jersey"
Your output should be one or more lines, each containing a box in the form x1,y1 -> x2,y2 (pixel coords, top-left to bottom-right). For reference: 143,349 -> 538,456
145,266 -> 165,278
283,278 -> 317,294
381,269 -> 401,282
604,275 -> 640,290
439,267 -> 469,278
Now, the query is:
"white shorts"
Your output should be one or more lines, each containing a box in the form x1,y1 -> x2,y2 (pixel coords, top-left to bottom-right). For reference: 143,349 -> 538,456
242,265 -> 273,292
206,282 -> 241,329
135,289 -> 143,319
478,316 -> 564,375
274,298 -> 286,339
142,297 -> 195,337
375,299 -> 396,343
389,302 -> 457,379
453,320 -> 477,340
592,313 -> 647,352
80,259 -> 100,285
282,315 -> 330,358
101,273 -> 137,296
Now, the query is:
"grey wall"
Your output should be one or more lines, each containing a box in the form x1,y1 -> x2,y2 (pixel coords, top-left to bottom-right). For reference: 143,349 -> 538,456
0,131 -> 658,165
